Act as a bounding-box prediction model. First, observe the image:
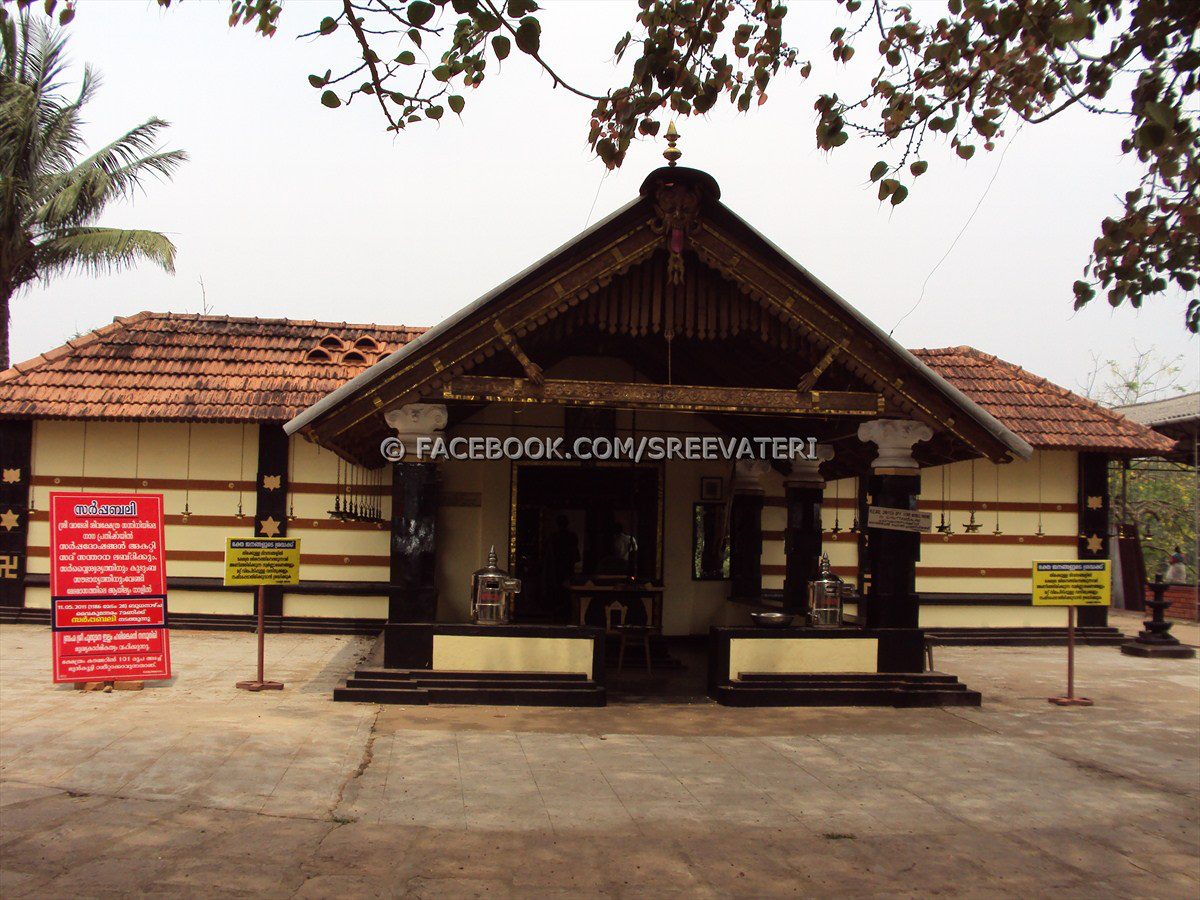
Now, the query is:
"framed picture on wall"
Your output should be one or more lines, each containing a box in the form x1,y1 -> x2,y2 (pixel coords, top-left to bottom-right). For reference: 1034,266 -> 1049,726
699,476 -> 723,502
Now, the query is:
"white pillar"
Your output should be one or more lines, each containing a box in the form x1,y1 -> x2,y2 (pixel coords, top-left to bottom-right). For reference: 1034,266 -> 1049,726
733,458 -> 772,493
786,443 -> 835,487
856,419 -> 932,472
383,403 -> 448,462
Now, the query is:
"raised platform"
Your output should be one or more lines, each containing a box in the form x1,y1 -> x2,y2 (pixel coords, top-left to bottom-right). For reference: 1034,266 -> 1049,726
329,622 -> 610,707
707,625 -> 980,707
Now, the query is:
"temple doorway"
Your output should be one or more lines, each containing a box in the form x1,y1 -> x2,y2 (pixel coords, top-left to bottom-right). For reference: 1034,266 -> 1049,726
512,464 -> 661,624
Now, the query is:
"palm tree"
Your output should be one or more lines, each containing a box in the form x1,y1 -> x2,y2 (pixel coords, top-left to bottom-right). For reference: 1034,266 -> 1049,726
0,14 -> 186,369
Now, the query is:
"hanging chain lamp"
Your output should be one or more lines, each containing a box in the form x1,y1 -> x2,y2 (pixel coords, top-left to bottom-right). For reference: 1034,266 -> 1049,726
1034,453 -> 1046,537
235,423 -> 246,519
962,459 -> 982,533
936,465 -> 952,534
992,462 -> 1003,535
181,424 -> 193,522
849,474 -> 860,533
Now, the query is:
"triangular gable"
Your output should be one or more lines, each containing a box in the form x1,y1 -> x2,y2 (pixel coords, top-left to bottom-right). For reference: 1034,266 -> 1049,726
286,167 -> 1031,465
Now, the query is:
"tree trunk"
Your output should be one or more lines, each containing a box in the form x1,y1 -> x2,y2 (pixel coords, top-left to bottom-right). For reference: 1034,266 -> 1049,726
0,283 -> 10,371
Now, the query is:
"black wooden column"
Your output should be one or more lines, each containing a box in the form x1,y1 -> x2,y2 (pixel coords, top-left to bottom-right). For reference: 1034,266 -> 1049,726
858,419 -> 931,630
864,471 -> 922,629
1077,451 -> 1111,627
389,461 -> 439,622
0,420 -> 32,608
782,448 -> 831,613
254,424 -> 290,618
729,460 -> 766,601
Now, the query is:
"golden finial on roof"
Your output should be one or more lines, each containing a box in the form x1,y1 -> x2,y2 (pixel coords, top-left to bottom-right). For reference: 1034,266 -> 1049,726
663,121 -> 681,167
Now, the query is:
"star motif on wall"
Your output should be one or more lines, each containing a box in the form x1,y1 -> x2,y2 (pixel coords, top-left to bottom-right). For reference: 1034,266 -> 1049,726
1086,495 -> 1104,510
1,468 -> 20,483
1085,533 -> 1104,553
259,516 -> 282,538
0,509 -> 18,532
262,475 -> 282,491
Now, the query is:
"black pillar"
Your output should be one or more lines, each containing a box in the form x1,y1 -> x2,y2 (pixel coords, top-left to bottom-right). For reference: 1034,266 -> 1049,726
729,483 -> 764,601
0,420 -> 32,608
1077,452 -> 1111,627
389,461 -> 439,622
253,424 -> 290,619
864,471 -> 922,629
783,480 -> 823,613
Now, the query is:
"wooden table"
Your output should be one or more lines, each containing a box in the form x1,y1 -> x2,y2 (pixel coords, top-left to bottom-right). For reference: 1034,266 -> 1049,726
568,582 -> 664,630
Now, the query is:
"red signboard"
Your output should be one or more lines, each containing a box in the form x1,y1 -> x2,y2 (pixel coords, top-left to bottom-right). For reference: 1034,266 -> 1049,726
53,596 -> 167,629
52,629 -> 171,682
50,493 -> 166,597
49,492 -> 171,684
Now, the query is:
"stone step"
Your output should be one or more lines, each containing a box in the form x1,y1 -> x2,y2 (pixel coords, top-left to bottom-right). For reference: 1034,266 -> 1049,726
346,675 -> 598,691
927,627 -> 1127,646
333,684 -> 606,707
737,672 -> 960,685
713,673 -> 982,708
353,668 -> 589,683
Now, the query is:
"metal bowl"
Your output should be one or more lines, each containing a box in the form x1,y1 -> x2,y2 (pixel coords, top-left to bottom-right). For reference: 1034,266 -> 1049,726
750,611 -> 795,627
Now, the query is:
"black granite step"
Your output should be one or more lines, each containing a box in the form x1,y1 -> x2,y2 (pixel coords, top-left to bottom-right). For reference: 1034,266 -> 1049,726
926,627 -> 1127,646
333,667 -> 605,706
714,672 -> 982,707
738,672 -> 960,685
352,668 -> 589,683
333,682 -> 605,706
347,675 -> 594,691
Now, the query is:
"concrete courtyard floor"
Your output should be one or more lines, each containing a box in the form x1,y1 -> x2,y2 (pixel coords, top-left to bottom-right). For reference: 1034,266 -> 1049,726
1,622 -> 1197,898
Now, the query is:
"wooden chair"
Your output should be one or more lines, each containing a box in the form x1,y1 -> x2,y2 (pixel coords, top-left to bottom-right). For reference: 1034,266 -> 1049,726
605,598 -> 656,676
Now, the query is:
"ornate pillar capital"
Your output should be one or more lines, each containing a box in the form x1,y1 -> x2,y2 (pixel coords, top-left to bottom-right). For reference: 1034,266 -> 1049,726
786,443 -> 835,487
384,403 -> 448,462
733,458 -> 772,494
857,419 -> 932,472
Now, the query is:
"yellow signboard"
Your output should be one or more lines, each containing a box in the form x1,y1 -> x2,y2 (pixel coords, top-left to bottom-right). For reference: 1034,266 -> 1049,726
1031,560 -> 1110,606
224,538 -> 301,586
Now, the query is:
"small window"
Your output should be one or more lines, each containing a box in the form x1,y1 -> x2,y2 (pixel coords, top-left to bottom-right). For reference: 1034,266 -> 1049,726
693,502 -> 730,580
353,336 -> 380,352
305,347 -> 333,362
318,334 -> 345,350
341,350 -> 368,364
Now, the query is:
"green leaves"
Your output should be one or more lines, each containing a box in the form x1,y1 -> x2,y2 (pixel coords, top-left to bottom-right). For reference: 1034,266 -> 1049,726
320,90 -> 341,108
870,161 -> 888,182
515,16 -> 540,55
319,16 -> 337,35
492,35 -> 511,60
910,160 -> 927,177
426,104 -> 444,120
448,95 -> 466,115
407,2 -> 435,27
506,0 -> 539,16
396,51 -> 416,66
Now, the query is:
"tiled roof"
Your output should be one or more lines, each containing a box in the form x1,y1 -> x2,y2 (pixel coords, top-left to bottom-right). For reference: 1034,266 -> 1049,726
0,315 -> 1175,454
910,347 -> 1175,456
0,312 -> 425,422
1113,392 -> 1200,428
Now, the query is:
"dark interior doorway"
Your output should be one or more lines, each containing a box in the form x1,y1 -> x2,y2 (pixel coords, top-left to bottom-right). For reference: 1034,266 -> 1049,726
512,465 -> 660,623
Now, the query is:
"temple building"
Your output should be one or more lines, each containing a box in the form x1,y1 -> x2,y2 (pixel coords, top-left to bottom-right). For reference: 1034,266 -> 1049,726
0,163 -> 1174,705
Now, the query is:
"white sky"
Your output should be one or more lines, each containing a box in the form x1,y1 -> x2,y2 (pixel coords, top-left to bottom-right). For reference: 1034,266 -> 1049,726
10,0 -> 1198,397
